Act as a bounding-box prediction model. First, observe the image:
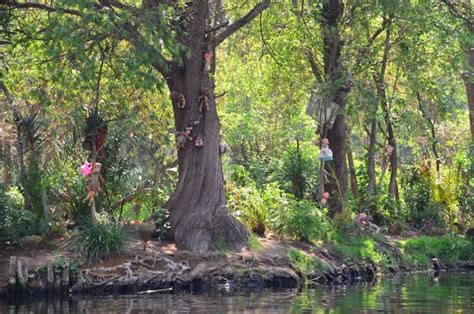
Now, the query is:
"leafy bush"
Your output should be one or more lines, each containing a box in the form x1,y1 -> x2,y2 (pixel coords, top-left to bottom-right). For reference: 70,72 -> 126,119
0,187 -> 46,243
280,142 -> 314,199
272,199 -> 332,243
71,220 -> 126,263
401,235 -> 473,266
227,182 -> 269,235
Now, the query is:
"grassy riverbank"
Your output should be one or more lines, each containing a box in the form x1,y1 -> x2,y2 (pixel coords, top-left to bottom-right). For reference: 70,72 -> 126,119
1,227 -> 473,297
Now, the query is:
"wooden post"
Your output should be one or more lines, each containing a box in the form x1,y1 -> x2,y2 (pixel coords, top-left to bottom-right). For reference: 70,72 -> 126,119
8,256 -> 17,288
47,262 -> 54,294
61,265 -> 70,292
54,269 -> 62,292
17,257 -> 28,289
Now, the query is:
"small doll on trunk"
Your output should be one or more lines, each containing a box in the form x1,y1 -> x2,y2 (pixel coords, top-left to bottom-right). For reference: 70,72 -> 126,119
175,127 -> 193,149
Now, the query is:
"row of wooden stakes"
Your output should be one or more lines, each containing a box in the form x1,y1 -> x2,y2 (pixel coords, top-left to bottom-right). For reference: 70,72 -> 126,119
8,256 -> 71,294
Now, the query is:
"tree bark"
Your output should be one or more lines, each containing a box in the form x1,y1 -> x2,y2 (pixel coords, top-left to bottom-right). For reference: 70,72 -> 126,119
346,137 -> 359,199
366,118 -> 377,200
2,143 -> 12,190
370,18 -> 398,201
373,75 -> 398,199
163,1 -> 268,252
417,93 -> 441,173
463,24 -> 474,141
321,0 -> 349,213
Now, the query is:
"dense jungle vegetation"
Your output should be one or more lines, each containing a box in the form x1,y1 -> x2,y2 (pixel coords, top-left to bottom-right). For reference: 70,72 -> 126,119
0,0 -> 473,263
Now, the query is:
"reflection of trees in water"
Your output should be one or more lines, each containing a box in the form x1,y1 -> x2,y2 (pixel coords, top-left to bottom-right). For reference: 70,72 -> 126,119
2,274 -> 473,313
3,290 -> 300,313
289,273 -> 474,313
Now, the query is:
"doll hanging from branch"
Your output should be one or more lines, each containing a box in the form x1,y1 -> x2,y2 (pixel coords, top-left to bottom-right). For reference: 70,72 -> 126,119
83,162 -> 104,205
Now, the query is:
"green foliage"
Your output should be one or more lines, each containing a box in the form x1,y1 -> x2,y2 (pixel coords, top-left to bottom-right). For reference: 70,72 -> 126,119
71,220 -> 126,264
247,233 -> 263,251
53,255 -> 69,270
401,235 -> 474,266
227,181 -> 270,236
0,187 -> 46,243
228,176 -> 331,242
272,199 -> 332,243
280,141 -> 319,199
333,236 -> 385,267
288,248 -> 329,277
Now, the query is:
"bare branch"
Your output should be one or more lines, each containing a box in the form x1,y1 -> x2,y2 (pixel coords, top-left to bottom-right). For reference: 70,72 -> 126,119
214,0 -> 271,46
206,21 -> 229,34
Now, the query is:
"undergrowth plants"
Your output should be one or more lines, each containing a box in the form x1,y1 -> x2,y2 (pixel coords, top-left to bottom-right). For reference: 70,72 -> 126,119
71,217 -> 126,264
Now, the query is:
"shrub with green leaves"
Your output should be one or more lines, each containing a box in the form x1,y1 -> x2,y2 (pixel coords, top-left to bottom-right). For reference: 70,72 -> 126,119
0,187 -> 46,243
400,235 -> 473,267
272,199 -> 332,243
71,221 -> 126,263
227,182 -> 269,235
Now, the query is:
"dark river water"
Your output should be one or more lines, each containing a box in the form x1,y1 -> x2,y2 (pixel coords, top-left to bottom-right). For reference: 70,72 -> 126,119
1,272 -> 473,313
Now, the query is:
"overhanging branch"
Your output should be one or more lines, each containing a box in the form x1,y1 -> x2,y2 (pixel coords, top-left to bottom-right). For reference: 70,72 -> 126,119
214,0 -> 271,46
2,0 -> 81,16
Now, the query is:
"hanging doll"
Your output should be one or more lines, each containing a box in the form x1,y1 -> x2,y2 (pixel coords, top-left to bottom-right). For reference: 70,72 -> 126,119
319,138 -> 333,161
83,163 -> 104,205
175,127 -> 193,149
80,161 -> 93,176
203,51 -> 213,72
170,91 -> 186,109
194,135 -> 204,147
199,87 -> 210,112
320,192 -> 330,206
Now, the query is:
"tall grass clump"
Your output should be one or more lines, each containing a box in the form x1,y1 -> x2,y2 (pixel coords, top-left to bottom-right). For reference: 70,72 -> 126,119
72,220 -> 126,263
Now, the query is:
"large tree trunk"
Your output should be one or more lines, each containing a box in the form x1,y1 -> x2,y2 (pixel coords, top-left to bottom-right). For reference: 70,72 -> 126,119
321,0 -> 349,213
164,1 -> 248,252
463,24 -> 474,141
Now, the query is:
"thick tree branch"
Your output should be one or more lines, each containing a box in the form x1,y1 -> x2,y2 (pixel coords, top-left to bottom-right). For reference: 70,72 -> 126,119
441,0 -> 473,27
214,0 -> 271,46
303,48 -> 323,84
2,0 -> 81,16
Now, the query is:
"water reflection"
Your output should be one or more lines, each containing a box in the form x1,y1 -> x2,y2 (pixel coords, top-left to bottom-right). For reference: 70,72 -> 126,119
1,273 -> 473,313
